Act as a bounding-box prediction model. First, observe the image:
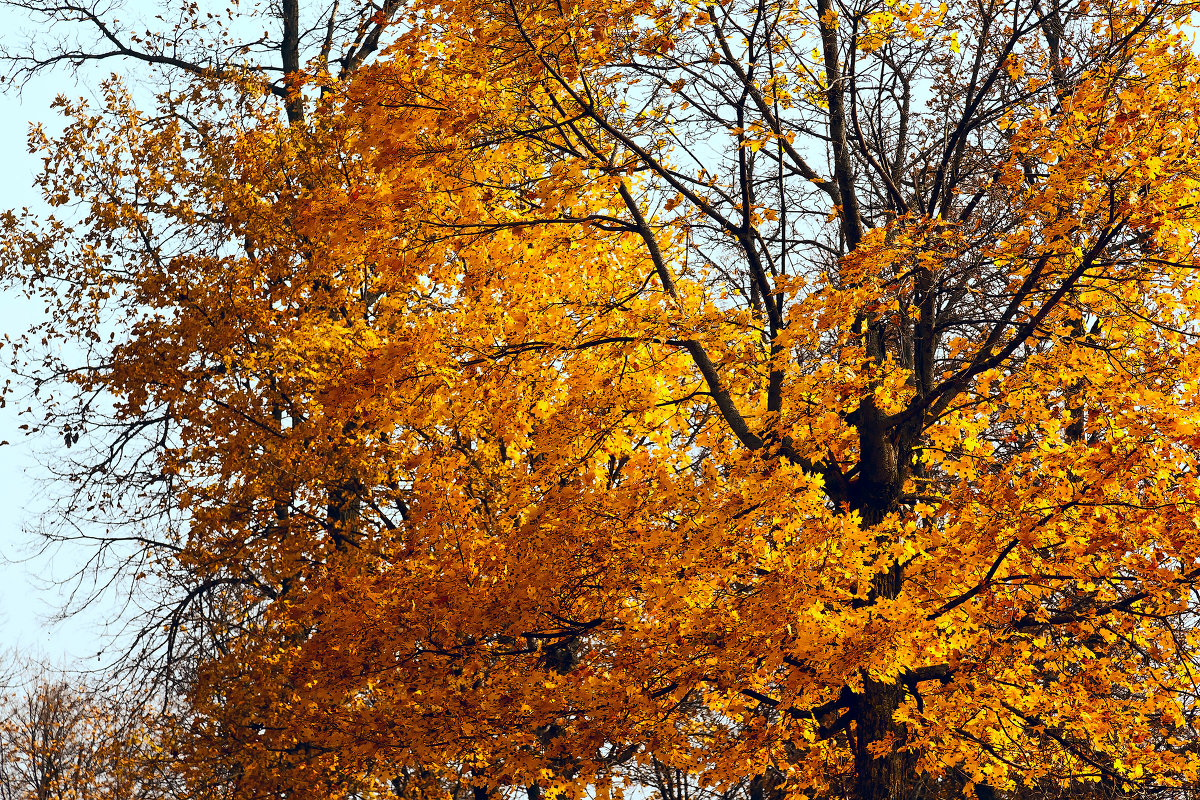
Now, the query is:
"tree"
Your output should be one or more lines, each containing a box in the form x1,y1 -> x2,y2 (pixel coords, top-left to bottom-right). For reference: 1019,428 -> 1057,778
4,0 -> 1200,797
0,666 -> 171,800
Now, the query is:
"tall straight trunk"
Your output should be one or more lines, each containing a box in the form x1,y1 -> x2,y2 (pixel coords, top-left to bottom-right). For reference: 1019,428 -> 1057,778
855,678 -> 913,800
851,410 -> 916,800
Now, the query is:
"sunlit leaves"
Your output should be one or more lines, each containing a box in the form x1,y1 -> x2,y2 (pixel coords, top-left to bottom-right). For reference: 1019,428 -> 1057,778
5,0 -> 1200,797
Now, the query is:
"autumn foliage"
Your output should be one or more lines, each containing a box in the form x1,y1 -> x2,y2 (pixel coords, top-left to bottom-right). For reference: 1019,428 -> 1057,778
4,0 -> 1200,797
0,672 -> 174,800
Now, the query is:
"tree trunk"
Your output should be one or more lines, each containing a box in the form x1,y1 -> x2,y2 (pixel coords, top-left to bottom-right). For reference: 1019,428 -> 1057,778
851,405 -> 916,800
855,677 -> 913,800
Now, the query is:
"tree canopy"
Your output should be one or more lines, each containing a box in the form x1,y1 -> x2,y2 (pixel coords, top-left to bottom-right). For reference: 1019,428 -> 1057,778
4,0 -> 1200,797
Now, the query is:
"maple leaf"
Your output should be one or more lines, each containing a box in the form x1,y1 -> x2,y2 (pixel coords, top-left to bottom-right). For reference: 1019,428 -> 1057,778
6,0 -> 1200,799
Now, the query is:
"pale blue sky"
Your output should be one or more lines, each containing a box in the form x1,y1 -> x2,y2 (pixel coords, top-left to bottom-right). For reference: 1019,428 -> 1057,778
0,8 -> 118,664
